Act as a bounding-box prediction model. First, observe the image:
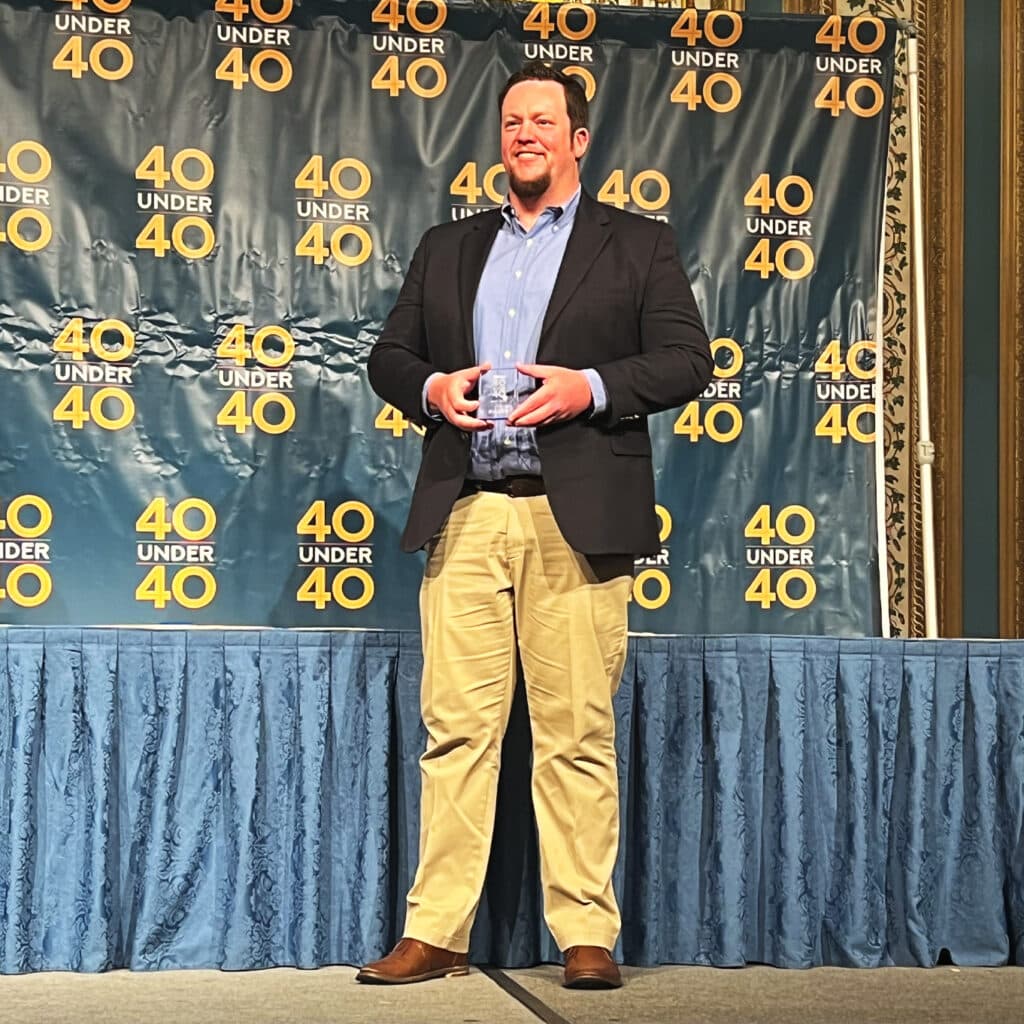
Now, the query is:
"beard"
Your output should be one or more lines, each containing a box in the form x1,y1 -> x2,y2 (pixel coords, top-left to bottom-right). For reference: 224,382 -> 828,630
509,168 -> 550,200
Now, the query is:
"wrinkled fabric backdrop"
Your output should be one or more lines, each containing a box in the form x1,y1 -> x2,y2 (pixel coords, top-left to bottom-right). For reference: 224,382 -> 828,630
0,1 -> 893,633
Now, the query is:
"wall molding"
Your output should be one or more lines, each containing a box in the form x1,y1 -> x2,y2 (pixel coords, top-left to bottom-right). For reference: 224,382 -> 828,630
1000,0 -> 1023,636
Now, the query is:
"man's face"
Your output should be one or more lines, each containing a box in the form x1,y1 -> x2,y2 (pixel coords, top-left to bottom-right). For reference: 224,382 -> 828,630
500,79 -> 588,201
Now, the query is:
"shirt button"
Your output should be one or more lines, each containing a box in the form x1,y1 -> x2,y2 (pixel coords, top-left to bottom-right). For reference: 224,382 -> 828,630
508,309 -> 516,318
504,437 -> 514,446
515,270 -> 522,279
503,350 -> 512,359
526,239 -> 534,248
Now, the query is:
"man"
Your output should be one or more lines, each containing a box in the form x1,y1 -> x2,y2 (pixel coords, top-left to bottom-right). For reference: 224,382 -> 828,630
358,62 -> 712,989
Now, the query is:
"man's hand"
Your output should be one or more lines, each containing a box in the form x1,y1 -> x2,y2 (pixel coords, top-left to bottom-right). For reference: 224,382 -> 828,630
427,363 -> 493,431
506,364 -> 593,427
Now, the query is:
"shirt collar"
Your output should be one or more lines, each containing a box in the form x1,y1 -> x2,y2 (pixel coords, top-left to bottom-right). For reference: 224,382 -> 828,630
501,185 -> 582,230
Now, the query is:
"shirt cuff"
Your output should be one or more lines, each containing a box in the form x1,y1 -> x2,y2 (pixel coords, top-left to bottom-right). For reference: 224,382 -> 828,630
422,372 -> 445,420
581,368 -> 607,417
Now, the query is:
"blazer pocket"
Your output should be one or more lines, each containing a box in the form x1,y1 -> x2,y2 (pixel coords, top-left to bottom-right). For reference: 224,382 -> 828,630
610,431 -> 652,456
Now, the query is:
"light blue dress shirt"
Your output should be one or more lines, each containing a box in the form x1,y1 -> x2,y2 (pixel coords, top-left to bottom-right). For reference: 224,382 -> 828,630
423,186 -> 607,480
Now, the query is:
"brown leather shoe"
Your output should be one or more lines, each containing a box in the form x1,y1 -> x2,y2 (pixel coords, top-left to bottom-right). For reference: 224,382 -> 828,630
355,937 -> 469,984
563,945 -> 622,989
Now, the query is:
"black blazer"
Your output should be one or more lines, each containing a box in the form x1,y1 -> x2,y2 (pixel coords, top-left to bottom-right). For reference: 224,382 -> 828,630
367,190 -> 713,556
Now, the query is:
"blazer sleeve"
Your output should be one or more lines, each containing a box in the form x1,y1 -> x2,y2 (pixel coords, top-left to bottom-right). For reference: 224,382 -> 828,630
366,229 -> 439,427
592,222 -> 714,424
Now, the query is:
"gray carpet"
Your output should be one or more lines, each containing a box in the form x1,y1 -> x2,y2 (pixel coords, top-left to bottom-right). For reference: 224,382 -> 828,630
0,966 -> 535,1024
510,964 -> 1024,1024
1,964 -> 1021,1024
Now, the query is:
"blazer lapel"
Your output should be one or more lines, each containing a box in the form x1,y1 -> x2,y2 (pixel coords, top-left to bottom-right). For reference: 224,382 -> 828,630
458,210 -> 502,365
538,192 -> 611,355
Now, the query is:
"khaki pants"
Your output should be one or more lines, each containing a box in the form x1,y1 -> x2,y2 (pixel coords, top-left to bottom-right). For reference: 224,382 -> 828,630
403,491 -> 632,954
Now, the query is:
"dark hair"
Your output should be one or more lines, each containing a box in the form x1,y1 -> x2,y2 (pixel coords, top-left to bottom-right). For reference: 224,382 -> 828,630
497,61 -> 589,136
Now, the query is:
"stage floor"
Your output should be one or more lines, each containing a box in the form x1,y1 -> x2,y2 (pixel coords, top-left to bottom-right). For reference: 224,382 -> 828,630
1,964 -> 1022,1023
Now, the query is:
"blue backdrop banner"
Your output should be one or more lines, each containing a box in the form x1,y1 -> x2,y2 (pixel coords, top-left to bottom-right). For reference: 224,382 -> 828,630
0,2 -> 895,633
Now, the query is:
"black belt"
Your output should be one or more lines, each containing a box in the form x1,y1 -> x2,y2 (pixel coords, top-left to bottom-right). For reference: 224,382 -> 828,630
459,475 -> 546,498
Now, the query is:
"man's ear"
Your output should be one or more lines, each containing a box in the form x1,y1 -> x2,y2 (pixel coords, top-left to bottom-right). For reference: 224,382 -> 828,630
573,128 -> 590,160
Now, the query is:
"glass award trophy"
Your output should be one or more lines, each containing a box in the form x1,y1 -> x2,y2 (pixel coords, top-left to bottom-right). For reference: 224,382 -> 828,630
478,367 -> 531,420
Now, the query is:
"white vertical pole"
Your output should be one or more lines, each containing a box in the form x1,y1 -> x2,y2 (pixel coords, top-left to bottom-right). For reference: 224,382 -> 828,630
906,32 -> 940,638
